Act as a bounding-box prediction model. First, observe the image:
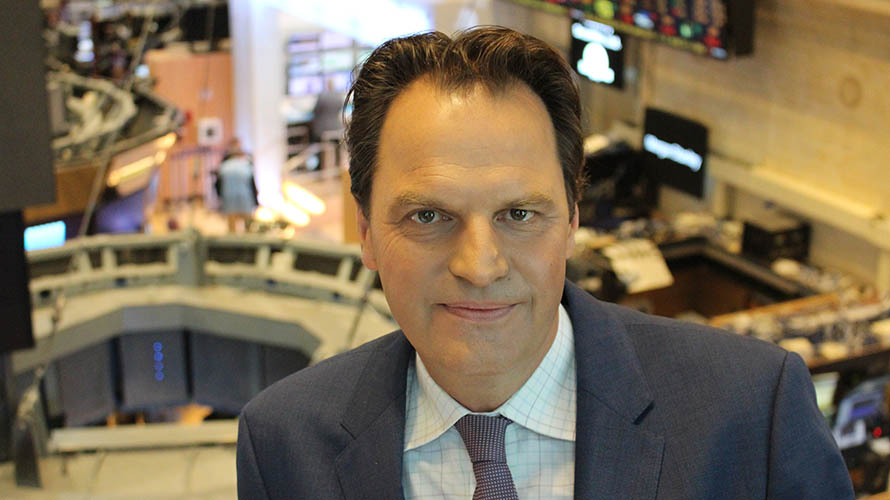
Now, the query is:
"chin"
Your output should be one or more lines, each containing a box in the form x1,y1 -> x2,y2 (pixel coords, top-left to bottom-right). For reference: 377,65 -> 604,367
444,346 -> 514,376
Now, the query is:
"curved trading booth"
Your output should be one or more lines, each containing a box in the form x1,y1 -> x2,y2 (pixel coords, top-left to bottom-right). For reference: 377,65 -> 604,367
13,231 -> 394,454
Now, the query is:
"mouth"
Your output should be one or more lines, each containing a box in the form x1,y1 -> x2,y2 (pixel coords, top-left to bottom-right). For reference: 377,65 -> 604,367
439,302 -> 517,322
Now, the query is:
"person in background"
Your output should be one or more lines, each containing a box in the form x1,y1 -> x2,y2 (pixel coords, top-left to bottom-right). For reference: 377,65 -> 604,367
216,138 -> 257,233
236,26 -> 853,499
310,80 -> 347,170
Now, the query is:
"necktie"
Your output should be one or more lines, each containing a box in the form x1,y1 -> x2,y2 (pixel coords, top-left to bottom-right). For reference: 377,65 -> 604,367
455,414 -> 520,500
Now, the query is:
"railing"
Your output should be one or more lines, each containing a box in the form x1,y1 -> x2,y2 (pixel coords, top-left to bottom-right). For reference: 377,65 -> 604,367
163,146 -> 225,206
26,230 -> 385,315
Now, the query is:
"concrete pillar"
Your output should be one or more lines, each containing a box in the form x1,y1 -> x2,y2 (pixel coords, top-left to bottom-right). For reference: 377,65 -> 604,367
229,0 -> 287,207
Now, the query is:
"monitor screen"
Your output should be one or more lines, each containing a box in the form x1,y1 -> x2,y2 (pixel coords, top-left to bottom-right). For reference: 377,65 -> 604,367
570,18 -> 625,88
118,331 -> 189,411
507,0 -> 754,59
56,341 -> 116,426
190,332 -> 263,415
263,345 -> 311,388
24,220 -> 66,251
642,108 -> 708,199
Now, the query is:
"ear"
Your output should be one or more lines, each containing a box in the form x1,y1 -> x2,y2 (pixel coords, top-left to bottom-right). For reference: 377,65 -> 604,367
356,207 -> 378,270
565,204 -> 580,260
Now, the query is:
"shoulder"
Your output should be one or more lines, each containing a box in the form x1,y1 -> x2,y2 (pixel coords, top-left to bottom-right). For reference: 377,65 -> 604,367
605,300 -> 788,372
564,282 -> 789,382
596,298 -> 793,402
565,282 -> 793,410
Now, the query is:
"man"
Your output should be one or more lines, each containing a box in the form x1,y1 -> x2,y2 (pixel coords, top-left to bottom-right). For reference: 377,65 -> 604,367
237,27 -> 853,499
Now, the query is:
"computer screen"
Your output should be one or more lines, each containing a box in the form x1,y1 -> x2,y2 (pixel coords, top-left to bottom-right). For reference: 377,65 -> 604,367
56,341 -> 116,426
118,331 -> 189,411
24,221 -> 66,251
190,332 -> 263,415
263,345 -> 311,388
570,17 -> 625,88
642,108 -> 708,199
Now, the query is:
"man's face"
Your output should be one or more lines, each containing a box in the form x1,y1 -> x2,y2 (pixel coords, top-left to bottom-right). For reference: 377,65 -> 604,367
358,78 -> 578,393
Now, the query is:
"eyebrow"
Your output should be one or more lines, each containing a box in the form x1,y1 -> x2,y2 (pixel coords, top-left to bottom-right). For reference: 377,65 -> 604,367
503,193 -> 558,209
388,191 -> 558,211
391,192 -> 441,209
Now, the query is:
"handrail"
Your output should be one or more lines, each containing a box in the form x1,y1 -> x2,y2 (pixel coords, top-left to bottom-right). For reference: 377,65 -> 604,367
27,230 -> 387,315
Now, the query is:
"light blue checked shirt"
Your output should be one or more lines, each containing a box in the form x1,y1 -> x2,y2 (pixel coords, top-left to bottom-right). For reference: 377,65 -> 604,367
403,305 -> 576,499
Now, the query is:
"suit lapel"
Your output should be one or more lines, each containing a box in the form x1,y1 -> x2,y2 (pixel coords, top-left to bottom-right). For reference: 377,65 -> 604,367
335,333 -> 413,500
332,284 -> 665,499
564,282 -> 665,500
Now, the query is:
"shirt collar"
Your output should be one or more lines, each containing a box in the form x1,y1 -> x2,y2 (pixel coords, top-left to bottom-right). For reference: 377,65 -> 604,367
404,304 -> 576,451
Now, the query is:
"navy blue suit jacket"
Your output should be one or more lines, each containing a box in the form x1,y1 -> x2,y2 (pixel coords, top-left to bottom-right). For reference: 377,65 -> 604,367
237,281 -> 853,499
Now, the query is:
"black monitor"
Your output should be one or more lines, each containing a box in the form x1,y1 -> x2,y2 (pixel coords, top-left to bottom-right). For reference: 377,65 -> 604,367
190,332 -> 263,415
263,345 -> 311,388
118,331 -> 189,411
642,108 -> 708,199
56,341 -> 116,426
570,17 -> 625,88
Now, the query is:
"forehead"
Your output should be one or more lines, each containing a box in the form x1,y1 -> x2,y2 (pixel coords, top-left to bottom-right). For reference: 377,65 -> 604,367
380,78 -> 556,161
373,79 -> 563,205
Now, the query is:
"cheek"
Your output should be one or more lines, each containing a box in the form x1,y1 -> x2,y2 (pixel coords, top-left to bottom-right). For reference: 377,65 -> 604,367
375,237 -> 417,278
373,236 -> 443,306
522,238 -> 569,279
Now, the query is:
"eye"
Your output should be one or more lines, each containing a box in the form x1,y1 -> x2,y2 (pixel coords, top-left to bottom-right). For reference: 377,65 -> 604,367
507,208 -> 533,222
410,209 -> 444,224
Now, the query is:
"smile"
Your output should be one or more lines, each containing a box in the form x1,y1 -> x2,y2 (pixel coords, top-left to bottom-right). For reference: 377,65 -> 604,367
440,302 -> 517,322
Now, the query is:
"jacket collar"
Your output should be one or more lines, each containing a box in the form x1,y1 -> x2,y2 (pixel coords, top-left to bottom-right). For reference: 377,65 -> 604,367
563,281 -> 664,499
335,281 -> 664,499
562,281 -> 654,423
335,332 -> 413,500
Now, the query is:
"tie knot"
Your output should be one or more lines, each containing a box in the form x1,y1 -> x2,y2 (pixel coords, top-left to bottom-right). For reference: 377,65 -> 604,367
455,414 -> 511,464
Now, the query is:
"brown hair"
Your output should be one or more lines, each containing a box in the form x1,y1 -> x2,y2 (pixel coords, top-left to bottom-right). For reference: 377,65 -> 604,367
345,26 -> 583,218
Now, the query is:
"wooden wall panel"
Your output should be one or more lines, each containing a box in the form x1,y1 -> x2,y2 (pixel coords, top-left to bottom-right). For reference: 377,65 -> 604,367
145,49 -> 234,204
643,0 -> 890,213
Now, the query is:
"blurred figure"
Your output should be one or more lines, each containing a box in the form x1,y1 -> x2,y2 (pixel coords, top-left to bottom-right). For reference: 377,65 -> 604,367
310,81 -> 346,169
216,138 -> 257,232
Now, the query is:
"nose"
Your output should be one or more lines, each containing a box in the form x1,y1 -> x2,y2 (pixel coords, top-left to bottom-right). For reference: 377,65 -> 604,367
448,217 -> 509,287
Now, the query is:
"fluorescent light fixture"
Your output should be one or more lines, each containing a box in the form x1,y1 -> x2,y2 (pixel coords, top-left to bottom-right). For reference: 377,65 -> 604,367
283,181 -> 325,215
156,132 -> 177,150
254,206 -> 278,223
281,202 -> 310,227
263,0 -> 431,46
107,155 -> 158,187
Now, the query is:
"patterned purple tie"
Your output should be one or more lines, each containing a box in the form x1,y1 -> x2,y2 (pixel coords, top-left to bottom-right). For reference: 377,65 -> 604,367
455,415 -> 520,500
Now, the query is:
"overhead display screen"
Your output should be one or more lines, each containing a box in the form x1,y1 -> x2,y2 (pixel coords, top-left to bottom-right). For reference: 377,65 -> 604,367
508,0 -> 753,60
570,18 -> 625,88
642,108 -> 708,199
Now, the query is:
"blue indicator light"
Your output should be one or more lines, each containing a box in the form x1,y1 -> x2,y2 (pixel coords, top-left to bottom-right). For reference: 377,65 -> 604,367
153,342 -> 163,352
154,372 -> 165,381
154,361 -> 164,371
153,352 -> 164,361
